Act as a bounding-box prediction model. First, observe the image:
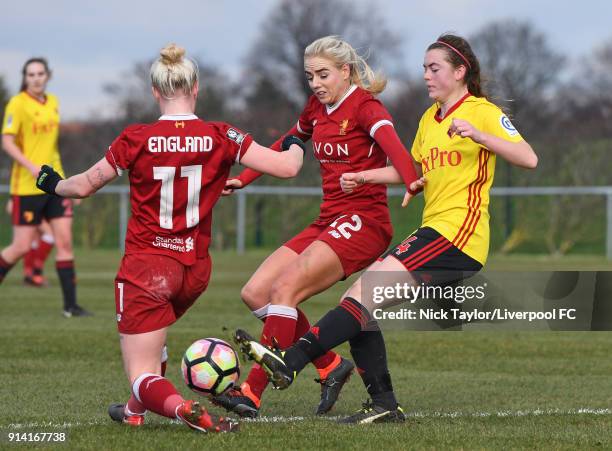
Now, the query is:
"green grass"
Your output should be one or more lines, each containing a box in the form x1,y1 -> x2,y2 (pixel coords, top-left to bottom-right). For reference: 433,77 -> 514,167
1,249 -> 612,450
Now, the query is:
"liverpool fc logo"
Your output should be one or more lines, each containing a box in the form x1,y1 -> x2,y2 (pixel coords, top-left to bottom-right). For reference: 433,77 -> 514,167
339,119 -> 349,135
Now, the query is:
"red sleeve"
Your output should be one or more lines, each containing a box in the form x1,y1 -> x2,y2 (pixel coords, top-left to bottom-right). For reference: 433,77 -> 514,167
356,98 -> 393,137
213,123 -> 254,164
104,125 -> 147,175
356,98 -> 418,192
372,125 -> 419,193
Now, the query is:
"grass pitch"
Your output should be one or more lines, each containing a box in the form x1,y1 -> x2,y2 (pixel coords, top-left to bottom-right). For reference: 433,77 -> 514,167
1,249 -> 611,450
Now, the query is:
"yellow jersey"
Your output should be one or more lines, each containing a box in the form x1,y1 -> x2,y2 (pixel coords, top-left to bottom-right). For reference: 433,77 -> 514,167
411,94 -> 523,265
2,91 -> 64,195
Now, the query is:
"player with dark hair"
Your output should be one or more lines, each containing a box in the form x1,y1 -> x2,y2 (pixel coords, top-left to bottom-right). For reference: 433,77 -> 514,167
215,35 -> 420,418
0,57 -> 87,315
234,33 -> 538,423
36,43 -> 306,433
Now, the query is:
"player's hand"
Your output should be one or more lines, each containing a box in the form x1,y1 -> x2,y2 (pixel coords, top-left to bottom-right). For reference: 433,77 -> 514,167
28,164 -> 41,178
340,172 -> 366,193
448,118 -> 483,143
222,178 -> 243,196
401,177 -> 427,207
36,165 -> 63,195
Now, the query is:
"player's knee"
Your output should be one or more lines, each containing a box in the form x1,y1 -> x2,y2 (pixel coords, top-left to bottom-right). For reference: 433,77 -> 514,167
269,278 -> 298,306
12,240 -> 32,258
241,283 -> 267,310
54,239 -> 73,256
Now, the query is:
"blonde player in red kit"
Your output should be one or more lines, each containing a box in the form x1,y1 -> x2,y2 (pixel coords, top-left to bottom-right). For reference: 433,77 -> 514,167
215,36 -> 420,417
36,44 -> 307,433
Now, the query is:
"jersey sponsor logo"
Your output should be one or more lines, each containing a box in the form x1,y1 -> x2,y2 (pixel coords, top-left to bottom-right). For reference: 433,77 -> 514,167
500,114 -> 519,137
226,128 -> 245,144
339,119 -> 349,135
31,119 -> 58,135
147,136 -> 213,153
421,146 -> 462,174
313,141 -> 350,163
152,236 -> 194,253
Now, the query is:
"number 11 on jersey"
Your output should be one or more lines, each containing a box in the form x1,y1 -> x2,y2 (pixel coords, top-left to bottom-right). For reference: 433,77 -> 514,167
153,165 -> 202,229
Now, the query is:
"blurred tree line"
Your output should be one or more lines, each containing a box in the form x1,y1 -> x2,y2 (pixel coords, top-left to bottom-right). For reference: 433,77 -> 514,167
1,0 -> 611,254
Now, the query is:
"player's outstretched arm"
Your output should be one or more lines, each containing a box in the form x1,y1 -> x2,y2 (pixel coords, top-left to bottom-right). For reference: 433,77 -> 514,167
37,157 -> 118,198
342,166 -> 425,189
448,118 -> 538,169
240,137 -> 304,179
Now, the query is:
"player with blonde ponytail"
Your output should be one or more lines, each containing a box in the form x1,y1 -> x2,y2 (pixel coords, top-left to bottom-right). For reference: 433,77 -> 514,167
215,35 -> 421,418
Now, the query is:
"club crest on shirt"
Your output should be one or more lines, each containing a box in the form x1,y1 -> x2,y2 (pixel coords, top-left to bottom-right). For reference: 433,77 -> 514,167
500,114 -> 518,137
226,128 -> 245,144
175,121 -> 185,128
339,119 -> 349,135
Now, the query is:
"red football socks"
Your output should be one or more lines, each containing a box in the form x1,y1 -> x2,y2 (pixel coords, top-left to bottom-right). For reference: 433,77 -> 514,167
133,374 -> 183,419
245,305 -> 298,399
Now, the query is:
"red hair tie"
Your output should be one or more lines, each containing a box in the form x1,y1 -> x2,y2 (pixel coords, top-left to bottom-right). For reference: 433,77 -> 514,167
436,41 -> 471,69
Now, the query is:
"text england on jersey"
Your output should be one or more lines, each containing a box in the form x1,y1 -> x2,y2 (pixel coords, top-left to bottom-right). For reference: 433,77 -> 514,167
148,136 -> 213,153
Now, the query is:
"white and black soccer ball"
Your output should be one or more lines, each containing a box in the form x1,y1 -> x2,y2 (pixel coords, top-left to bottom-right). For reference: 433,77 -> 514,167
181,338 -> 240,396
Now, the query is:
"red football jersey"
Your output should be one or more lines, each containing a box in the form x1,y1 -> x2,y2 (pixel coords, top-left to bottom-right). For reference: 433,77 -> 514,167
105,114 -> 253,265
297,86 -> 394,224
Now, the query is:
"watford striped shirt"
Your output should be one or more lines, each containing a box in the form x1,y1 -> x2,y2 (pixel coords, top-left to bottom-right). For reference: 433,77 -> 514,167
410,94 -> 524,265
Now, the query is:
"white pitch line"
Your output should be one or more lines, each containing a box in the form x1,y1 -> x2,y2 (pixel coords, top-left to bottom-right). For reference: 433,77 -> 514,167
4,408 -> 611,429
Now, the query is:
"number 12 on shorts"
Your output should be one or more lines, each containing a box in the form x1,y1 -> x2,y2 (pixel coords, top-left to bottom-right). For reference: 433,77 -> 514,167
329,214 -> 362,239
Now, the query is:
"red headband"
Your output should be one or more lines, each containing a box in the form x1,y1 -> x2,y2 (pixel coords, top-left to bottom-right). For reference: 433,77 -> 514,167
436,41 -> 471,69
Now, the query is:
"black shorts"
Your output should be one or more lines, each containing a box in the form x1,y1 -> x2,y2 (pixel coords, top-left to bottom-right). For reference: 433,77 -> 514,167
382,226 -> 482,286
11,194 -> 73,226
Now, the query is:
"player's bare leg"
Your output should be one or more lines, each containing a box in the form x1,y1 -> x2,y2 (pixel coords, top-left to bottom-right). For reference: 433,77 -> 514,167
241,245 -> 299,312
0,225 -> 38,283
0,225 -> 38,264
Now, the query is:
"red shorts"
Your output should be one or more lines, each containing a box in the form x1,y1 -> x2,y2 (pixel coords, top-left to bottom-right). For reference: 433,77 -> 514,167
284,213 -> 392,277
114,253 -> 212,334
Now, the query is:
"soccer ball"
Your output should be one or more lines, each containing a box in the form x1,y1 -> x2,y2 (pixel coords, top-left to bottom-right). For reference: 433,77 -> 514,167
181,338 -> 240,396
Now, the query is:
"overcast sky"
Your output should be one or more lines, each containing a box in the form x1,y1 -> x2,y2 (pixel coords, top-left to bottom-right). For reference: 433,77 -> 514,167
1,0 -> 610,120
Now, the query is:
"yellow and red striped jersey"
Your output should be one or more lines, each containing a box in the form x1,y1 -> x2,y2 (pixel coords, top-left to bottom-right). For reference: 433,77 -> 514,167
2,91 -> 63,195
411,94 -> 524,264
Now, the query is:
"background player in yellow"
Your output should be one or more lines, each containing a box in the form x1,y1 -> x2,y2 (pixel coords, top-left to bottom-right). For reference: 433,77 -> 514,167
234,33 -> 538,424
0,57 -> 90,317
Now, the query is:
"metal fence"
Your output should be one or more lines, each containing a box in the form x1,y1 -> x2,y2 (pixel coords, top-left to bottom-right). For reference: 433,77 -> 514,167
2,185 -> 612,259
